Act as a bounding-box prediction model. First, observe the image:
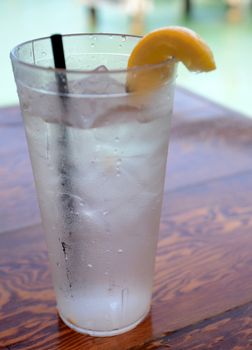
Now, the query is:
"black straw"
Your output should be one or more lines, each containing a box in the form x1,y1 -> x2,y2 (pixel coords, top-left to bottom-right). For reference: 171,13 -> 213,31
50,34 -> 75,295
51,34 -> 66,69
51,34 -> 69,97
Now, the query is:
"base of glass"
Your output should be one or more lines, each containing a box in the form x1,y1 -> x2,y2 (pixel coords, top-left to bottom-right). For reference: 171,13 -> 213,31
59,308 -> 149,337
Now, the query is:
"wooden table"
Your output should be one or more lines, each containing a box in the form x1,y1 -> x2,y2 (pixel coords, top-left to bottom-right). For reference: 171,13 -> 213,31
1,88 -> 252,349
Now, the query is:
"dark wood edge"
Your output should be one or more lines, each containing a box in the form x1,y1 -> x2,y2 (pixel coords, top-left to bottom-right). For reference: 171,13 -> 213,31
129,299 -> 252,349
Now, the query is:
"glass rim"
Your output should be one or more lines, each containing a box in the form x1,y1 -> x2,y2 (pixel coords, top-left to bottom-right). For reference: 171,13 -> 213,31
10,32 -> 177,75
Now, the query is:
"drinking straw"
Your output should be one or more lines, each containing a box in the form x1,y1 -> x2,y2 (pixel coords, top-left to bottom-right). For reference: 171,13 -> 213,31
50,34 -> 75,294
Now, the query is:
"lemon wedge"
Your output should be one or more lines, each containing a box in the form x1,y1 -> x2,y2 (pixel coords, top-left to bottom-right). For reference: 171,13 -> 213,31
127,26 -> 216,92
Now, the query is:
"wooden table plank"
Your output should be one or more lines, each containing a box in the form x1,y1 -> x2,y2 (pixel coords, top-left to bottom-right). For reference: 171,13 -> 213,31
1,88 -> 252,234
132,301 -> 252,350
153,168 -> 252,333
167,88 -> 252,192
1,169 -> 252,349
0,108 -> 40,234
1,88 -> 252,349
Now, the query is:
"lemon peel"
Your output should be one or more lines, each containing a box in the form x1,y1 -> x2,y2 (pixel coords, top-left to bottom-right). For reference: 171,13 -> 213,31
127,26 -> 216,91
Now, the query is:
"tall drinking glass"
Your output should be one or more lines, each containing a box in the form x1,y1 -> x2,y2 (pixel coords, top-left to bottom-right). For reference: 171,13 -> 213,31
10,34 -> 176,336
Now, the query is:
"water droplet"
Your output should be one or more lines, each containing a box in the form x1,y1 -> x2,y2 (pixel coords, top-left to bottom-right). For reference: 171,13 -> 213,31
117,249 -> 123,254
104,271 -> 109,276
95,145 -> 101,151
42,51 -> 46,56
87,263 -> 93,268
91,43 -> 95,48
114,136 -> 119,142
22,102 -> 30,111
116,171 -> 121,177
121,35 -> 126,42
121,288 -> 128,311
103,210 -> 109,216
105,249 -> 111,253
56,262 -> 60,267
116,158 -> 122,166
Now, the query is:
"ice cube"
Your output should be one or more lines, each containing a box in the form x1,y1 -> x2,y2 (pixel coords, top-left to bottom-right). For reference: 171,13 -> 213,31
93,65 -> 109,72
69,66 -> 125,95
19,65 -> 169,130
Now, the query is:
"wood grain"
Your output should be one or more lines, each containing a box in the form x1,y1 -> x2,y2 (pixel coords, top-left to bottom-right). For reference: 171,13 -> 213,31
1,88 -> 252,349
1,88 -> 252,234
1,169 -> 252,349
0,107 -> 40,234
131,302 -> 252,350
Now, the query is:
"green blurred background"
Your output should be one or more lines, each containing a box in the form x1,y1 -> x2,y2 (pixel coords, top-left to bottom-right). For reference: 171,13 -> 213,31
1,0 -> 252,117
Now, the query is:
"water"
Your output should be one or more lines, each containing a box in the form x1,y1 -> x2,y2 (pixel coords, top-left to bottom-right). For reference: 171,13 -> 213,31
4,1 -> 252,117
19,70 -> 174,335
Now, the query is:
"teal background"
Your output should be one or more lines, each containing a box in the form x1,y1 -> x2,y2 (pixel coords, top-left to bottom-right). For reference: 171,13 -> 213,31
1,0 -> 252,117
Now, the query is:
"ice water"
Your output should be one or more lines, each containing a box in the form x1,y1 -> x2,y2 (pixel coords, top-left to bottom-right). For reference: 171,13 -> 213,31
18,70 -> 174,336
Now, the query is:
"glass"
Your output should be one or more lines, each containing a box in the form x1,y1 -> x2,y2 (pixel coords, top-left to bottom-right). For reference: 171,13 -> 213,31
10,33 -> 176,337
